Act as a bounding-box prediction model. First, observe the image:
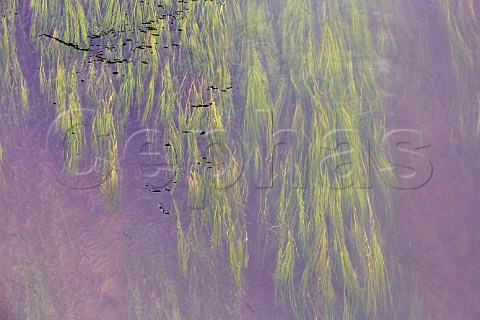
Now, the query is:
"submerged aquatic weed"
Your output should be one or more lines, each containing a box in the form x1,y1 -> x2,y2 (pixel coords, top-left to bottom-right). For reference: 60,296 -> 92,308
440,0 -> 476,71
263,0 -> 394,318
18,257 -> 59,319
17,0 -> 399,318
439,0 -> 480,138
0,143 -> 3,185
0,13 -> 29,129
53,61 -> 85,176
92,99 -> 119,208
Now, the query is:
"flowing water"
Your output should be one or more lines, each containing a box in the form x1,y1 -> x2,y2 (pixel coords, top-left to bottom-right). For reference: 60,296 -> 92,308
0,0 -> 479,319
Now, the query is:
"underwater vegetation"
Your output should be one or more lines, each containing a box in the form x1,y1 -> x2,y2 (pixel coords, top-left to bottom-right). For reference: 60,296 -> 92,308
0,142 -> 3,185
0,1 -> 29,131
438,0 -> 480,138
4,0 -> 475,319
16,254 -> 60,319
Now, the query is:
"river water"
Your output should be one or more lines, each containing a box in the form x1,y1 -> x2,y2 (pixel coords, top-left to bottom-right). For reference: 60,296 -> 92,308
0,1 -> 479,319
